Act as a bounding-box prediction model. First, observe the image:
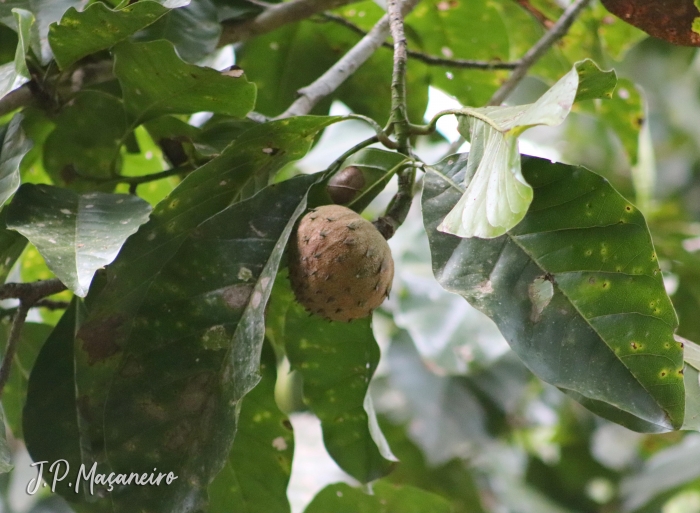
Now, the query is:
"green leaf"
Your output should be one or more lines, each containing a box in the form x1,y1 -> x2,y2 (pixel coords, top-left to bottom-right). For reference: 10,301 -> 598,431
42,91 -> 128,187
0,322 -> 52,439
0,8 -> 33,98
22,0 -> 88,64
101,175 -> 314,512
439,60 -> 617,239
70,117 -> 334,510
423,154 -> 684,432
304,481 -> 453,513
113,39 -> 256,123
208,343 -> 294,513
133,0 -> 221,63
23,300 -> 85,500
281,277 -> 397,483
6,184 -> 152,296
48,1 -> 170,69
0,113 -> 31,208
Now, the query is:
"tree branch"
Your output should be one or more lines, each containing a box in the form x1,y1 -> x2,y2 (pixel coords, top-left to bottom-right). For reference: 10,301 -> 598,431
388,0 -> 410,154
488,0 -> 591,107
278,0 -> 422,118
0,278 -> 67,398
219,0 -> 359,45
320,13 -> 519,70
0,303 -> 29,399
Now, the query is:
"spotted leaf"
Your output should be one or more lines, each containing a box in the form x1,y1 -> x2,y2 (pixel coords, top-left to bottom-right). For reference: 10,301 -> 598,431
424,154 -> 684,432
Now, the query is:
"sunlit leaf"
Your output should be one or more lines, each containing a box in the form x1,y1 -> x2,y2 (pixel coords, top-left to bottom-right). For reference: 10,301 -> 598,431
48,1 -> 170,69
6,184 -> 152,296
0,9 -> 33,98
113,40 -> 256,123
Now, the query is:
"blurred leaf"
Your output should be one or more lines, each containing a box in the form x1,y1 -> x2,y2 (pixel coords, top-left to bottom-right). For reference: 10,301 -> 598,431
280,275 -> 397,483
42,91 -> 128,187
304,481 -> 453,513
0,9 -> 33,98
423,154 -> 684,432
48,1 -> 170,69
134,0 -> 221,63
69,118 -> 333,510
379,418 -> 487,513
383,331 -> 489,464
23,300 -> 85,500
6,184 -> 152,296
601,0 -> 700,46
113,39 -> 256,122
208,343 -> 294,513
620,434 -> 700,511
0,321 -> 52,439
440,61 -> 616,239
595,78 -> 644,167
0,113 -> 31,207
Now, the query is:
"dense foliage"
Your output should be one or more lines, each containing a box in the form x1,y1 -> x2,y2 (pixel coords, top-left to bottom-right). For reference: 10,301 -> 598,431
2,0 -> 700,512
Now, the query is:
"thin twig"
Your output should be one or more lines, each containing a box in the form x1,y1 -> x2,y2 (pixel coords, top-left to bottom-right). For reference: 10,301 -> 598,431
443,0 -> 591,155
0,279 -> 67,303
278,0 -> 422,118
513,0 -> 554,28
320,13 -> 519,70
219,0 -> 358,45
489,0 -> 591,106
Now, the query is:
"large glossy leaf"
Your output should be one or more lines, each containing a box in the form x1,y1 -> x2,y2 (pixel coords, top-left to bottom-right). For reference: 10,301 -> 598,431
304,481 -> 452,513
133,0 -> 221,63
0,113 -> 31,208
423,154 -> 684,432
113,40 -> 256,123
0,321 -> 52,439
69,118 -> 334,511
439,61 -> 617,239
102,174 -> 315,512
6,184 -> 152,296
269,273 -> 397,483
23,300 -> 85,500
48,1 -> 170,69
0,8 -> 33,98
208,343 -> 294,513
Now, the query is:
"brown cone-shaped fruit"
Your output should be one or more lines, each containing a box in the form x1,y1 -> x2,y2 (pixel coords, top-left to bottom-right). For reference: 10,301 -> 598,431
289,205 -> 394,322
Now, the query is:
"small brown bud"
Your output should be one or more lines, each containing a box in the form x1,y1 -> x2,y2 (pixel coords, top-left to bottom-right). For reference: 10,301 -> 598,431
327,166 -> 366,205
